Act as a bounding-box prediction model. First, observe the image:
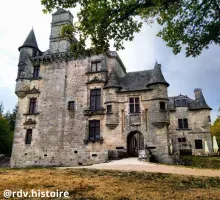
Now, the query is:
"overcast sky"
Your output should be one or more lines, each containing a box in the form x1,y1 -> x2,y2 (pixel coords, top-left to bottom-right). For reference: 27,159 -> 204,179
0,0 -> 219,122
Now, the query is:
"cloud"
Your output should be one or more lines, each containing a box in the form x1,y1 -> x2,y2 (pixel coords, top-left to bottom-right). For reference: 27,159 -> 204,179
0,0 -> 219,123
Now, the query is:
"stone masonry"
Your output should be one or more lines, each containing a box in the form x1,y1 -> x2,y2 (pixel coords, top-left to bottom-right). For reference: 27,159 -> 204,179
10,9 -> 213,167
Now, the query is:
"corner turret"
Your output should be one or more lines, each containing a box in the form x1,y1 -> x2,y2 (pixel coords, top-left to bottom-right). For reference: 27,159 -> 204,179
147,61 -> 169,87
16,29 -> 40,97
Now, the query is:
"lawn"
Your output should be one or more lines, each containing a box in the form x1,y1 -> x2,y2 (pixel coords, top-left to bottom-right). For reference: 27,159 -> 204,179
180,155 -> 220,169
0,168 -> 219,199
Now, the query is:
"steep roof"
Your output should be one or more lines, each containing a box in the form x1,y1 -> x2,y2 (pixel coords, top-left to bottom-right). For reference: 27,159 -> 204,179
18,29 -> 39,51
104,69 -> 122,89
104,61 -> 169,92
147,61 -> 169,87
53,8 -> 69,15
168,92 -> 212,111
119,70 -> 153,91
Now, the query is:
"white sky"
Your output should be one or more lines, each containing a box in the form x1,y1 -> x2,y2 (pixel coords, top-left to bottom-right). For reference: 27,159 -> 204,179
0,0 -> 219,122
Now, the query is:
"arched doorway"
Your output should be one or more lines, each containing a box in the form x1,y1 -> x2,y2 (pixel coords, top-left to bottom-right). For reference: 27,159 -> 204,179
127,131 -> 144,157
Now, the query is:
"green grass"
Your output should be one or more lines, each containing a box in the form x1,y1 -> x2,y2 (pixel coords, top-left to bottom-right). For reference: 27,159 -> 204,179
180,155 -> 220,169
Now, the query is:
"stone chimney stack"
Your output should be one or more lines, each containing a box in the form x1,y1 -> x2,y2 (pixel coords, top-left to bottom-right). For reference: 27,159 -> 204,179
49,8 -> 73,53
194,88 -> 202,102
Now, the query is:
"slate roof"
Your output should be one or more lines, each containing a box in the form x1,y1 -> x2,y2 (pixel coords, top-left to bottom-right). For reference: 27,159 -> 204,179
168,91 -> 212,111
104,61 -> 169,92
53,8 -> 69,15
19,29 -> 39,51
104,69 -> 122,89
147,62 -> 169,87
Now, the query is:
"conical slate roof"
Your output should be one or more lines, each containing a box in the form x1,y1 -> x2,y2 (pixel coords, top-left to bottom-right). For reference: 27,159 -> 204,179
147,61 -> 169,87
104,69 -> 122,89
18,29 -> 39,51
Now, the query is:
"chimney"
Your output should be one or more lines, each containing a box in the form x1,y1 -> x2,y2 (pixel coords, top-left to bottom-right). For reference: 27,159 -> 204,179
194,88 -> 202,102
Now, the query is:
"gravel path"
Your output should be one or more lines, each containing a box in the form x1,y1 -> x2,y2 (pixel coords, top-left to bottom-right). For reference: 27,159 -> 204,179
63,158 -> 220,177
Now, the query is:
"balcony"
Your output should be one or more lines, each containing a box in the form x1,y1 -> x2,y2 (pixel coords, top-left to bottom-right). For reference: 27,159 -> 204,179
151,111 -> 170,127
106,114 -> 119,129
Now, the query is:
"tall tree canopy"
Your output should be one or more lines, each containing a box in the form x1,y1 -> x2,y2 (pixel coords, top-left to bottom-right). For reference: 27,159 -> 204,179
41,0 -> 220,57
211,115 -> 220,146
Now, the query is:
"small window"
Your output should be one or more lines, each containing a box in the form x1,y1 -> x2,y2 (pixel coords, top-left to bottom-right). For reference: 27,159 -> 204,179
195,139 -> 203,149
18,69 -> 22,78
25,129 -> 32,144
107,105 -> 112,114
181,99 -> 187,106
160,102 -> 166,111
89,120 -> 100,140
208,116 -> 211,122
129,97 -> 140,113
32,49 -> 38,57
178,138 -> 186,143
29,98 -> 37,114
33,65 -> 40,78
68,101 -> 75,111
178,118 -> 188,129
91,61 -> 101,72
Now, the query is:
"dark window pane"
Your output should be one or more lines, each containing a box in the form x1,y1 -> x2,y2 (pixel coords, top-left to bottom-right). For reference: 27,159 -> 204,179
33,66 -> 40,78
90,89 -> 101,111
89,120 -> 100,140
208,116 -> 211,122
135,98 -> 139,103
178,119 -> 183,129
195,140 -> 203,149
160,102 -> 166,111
129,98 -> 134,103
182,99 -> 187,106
183,118 -> 188,129
68,101 -> 75,110
182,138 -> 186,142
107,105 -> 112,113
29,98 -> 36,114
135,104 -> 140,113
178,138 -> 181,143
130,104 -> 134,113
26,129 -> 32,144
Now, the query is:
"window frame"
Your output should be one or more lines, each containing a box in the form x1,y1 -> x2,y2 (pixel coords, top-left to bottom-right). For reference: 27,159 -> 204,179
33,65 -> 40,79
68,101 -> 75,111
29,98 -> 37,114
89,120 -> 100,140
91,61 -> 101,72
159,102 -> 166,111
90,89 -> 101,111
106,105 -> 112,114
195,139 -> 203,149
178,137 -> 186,143
129,97 -> 140,113
178,118 -> 189,129
25,129 -> 32,145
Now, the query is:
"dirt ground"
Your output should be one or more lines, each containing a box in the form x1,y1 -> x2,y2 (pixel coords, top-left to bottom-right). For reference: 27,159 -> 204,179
63,158 -> 220,177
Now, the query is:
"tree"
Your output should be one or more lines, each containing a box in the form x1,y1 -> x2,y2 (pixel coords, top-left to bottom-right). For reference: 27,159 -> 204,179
41,0 -> 220,57
4,105 -> 18,132
0,116 -> 13,155
0,102 -> 3,116
211,115 -> 220,146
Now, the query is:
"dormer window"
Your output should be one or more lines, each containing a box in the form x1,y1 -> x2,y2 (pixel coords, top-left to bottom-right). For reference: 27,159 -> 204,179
91,61 -> 101,72
175,99 -> 187,107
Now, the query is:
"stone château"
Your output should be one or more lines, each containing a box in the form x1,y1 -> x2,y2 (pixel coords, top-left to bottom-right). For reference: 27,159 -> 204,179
11,9 -> 213,167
